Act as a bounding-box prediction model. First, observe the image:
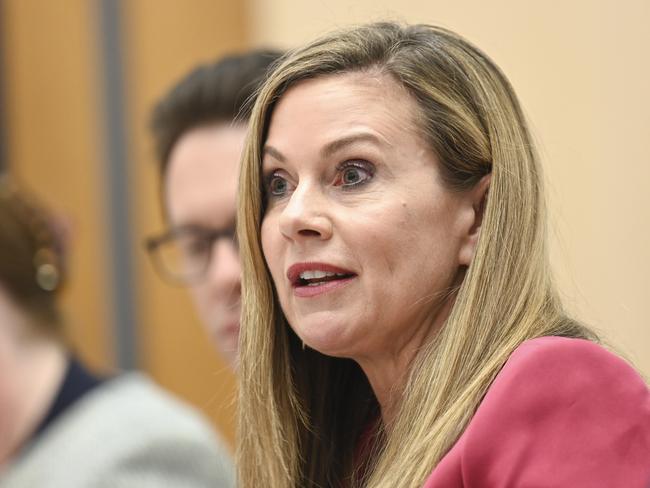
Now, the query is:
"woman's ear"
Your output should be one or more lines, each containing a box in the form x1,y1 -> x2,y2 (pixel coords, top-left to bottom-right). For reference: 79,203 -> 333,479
459,174 -> 490,266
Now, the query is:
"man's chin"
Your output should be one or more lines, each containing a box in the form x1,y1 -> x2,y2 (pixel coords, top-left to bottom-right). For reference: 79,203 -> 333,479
216,344 -> 238,370
209,323 -> 240,369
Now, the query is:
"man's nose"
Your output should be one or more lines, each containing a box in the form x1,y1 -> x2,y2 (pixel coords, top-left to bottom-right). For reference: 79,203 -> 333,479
206,237 -> 241,299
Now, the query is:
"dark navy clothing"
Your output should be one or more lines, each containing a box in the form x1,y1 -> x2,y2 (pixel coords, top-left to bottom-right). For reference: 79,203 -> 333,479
31,357 -> 105,440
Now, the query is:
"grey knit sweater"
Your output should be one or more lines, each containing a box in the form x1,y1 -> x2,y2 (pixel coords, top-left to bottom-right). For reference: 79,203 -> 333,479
0,373 -> 235,487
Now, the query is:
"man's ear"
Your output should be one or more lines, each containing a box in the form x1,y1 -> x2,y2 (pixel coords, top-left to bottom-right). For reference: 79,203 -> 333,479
459,174 -> 490,266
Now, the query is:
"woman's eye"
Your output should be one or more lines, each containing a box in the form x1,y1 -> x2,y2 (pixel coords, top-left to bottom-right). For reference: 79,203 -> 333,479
334,162 -> 374,187
263,169 -> 295,204
269,175 -> 289,196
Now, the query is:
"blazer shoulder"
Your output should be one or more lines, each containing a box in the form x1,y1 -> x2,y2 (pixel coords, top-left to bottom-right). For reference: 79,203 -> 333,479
459,336 -> 650,488
498,336 -> 647,400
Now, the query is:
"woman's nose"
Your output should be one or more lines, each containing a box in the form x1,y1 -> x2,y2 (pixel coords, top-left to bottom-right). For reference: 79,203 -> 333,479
278,183 -> 332,242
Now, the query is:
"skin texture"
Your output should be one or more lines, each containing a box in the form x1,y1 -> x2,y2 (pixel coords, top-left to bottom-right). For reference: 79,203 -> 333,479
165,123 -> 245,368
261,72 -> 486,422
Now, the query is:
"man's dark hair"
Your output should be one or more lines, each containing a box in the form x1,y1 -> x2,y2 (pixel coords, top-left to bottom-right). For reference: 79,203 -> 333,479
150,49 -> 283,176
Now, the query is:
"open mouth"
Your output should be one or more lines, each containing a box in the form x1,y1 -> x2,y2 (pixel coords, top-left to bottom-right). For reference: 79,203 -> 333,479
296,270 -> 356,287
287,263 -> 357,296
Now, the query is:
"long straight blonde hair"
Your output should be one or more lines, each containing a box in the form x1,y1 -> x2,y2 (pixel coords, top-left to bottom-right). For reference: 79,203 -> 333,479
237,22 -> 595,487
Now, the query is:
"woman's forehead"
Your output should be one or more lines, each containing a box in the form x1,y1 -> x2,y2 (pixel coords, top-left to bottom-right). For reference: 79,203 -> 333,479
265,72 -> 423,151
278,70 -> 412,107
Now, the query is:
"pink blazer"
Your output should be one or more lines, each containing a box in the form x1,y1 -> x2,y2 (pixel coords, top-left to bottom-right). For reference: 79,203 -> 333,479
424,337 -> 650,487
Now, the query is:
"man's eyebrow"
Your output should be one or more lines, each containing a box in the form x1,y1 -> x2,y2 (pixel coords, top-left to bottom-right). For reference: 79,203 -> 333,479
171,219 -> 236,235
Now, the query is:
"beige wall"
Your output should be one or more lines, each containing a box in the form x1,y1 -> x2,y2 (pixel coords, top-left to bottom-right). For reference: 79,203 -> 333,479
1,0 -> 113,372
248,0 -> 650,377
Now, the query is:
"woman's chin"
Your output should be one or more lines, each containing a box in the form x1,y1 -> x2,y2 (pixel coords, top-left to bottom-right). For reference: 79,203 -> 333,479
298,324 -> 362,359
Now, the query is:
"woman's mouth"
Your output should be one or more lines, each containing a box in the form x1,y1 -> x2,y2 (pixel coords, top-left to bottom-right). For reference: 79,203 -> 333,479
287,263 -> 357,297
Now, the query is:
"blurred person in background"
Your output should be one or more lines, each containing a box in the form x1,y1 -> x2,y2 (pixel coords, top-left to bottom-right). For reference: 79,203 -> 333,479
146,50 -> 282,369
0,175 -> 234,487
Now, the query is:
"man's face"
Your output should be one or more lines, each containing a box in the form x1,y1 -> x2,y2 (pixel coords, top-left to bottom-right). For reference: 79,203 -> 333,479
165,123 -> 246,368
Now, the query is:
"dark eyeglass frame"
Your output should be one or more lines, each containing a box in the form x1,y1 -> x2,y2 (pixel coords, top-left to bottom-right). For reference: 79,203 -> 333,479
144,223 -> 237,286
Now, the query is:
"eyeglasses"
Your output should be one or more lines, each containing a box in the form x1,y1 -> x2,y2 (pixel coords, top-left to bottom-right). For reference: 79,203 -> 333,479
145,224 -> 238,285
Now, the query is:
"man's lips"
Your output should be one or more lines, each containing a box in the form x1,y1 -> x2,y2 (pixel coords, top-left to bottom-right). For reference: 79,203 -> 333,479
221,322 -> 240,336
286,262 -> 357,287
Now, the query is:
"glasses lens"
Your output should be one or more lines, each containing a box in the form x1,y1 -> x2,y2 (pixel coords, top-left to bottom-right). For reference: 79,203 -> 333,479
149,232 -> 210,284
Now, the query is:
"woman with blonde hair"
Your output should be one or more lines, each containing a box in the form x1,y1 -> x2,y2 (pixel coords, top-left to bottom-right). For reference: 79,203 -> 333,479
237,22 -> 650,487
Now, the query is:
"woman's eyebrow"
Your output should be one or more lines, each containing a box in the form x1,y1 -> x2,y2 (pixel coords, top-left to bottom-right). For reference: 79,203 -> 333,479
321,132 -> 384,158
263,132 -> 386,166
263,145 -> 286,163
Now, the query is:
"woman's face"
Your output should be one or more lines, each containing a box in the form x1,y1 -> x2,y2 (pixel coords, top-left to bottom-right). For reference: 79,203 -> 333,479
261,72 -> 477,362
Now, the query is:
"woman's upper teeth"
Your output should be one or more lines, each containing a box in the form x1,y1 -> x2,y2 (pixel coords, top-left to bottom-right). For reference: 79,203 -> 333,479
300,270 -> 344,280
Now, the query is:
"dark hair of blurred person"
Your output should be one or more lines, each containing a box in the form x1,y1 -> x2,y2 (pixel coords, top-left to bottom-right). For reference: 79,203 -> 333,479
0,175 -> 65,327
151,49 -> 282,178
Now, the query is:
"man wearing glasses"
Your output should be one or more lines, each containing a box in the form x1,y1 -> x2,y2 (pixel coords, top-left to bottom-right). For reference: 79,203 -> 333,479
146,51 -> 282,369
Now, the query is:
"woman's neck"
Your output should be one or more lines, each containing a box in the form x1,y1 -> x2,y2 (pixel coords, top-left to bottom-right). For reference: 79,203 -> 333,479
357,293 -> 457,427
0,309 -> 67,468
